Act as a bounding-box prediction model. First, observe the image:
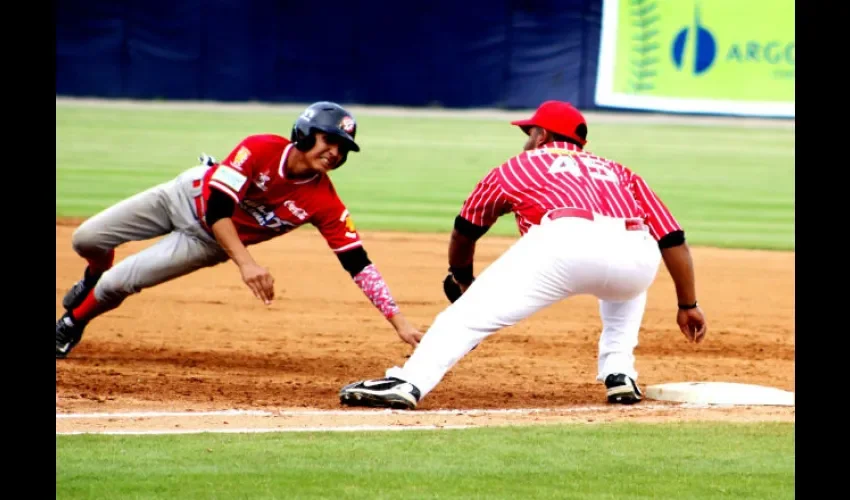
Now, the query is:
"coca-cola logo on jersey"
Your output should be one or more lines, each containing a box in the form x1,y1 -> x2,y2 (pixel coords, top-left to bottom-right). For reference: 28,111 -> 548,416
284,200 -> 308,220
340,116 -> 355,134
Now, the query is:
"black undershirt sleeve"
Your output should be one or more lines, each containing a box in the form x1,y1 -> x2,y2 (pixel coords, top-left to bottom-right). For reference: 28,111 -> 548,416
658,230 -> 685,249
453,215 -> 489,241
337,246 -> 372,277
205,189 -> 236,228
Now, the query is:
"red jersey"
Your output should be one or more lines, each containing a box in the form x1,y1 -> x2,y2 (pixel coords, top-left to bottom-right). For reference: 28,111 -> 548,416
459,142 -> 682,241
200,134 -> 362,252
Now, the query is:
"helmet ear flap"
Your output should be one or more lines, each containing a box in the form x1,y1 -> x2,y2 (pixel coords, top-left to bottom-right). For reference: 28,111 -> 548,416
337,150 -> 349,168
292,125 -> 316,152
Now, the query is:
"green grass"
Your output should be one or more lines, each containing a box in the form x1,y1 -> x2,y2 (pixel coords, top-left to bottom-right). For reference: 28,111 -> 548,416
55,103 -> 795,251
56,422 -> 794,499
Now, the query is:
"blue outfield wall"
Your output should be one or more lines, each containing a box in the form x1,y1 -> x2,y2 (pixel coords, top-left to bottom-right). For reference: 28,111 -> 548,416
55,0 -> 604,109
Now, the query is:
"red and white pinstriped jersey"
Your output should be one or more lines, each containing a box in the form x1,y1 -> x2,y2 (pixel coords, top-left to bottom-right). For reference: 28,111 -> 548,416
459,142 -> 682,241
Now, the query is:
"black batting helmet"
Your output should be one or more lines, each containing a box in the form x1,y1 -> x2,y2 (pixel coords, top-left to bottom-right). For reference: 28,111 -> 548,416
290,102 -> 360,162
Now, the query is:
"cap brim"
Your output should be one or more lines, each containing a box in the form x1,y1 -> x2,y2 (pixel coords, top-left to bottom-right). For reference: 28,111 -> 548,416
314,125 -> 360,152
510,118 -> 535,136
341,135 -> 360,152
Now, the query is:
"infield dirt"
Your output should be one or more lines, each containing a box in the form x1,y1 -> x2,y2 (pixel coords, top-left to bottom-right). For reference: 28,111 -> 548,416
55,219 -> 795,432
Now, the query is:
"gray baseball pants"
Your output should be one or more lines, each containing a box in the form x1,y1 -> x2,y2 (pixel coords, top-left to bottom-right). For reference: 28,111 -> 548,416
69,166 -> 229,309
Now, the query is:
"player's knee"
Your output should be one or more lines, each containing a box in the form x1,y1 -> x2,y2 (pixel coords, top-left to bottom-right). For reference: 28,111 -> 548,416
71,225 -> 97,255
71,223 -> 109,257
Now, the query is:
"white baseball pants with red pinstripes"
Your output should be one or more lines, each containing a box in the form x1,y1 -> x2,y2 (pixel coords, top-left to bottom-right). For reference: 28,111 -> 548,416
385,214 -> 663,401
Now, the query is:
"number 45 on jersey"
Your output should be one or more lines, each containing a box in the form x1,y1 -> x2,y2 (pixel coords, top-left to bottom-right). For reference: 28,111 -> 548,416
547,154 -> 619,183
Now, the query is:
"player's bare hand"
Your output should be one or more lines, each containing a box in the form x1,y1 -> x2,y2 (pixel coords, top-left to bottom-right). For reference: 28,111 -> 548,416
396,324 -> 424,348
240,262 -> 275,305
388,313 -> 423,347
677,307 -> 707,343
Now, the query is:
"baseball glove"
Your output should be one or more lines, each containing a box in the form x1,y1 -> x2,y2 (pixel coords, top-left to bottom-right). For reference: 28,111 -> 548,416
443,274 -> 475,303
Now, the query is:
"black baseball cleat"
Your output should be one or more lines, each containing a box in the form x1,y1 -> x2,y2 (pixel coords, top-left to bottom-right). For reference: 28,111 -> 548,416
56,312 -> 87,359
62,267 -> 101,310
339,377 -> 421,410
605,373 -> 643,404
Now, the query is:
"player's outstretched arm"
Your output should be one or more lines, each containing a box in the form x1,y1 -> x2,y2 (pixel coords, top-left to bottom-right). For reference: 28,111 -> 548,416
337,246 -> 423,347
631,171 -> 706,342
660,240 -> 707,343
207,190 -> 275,305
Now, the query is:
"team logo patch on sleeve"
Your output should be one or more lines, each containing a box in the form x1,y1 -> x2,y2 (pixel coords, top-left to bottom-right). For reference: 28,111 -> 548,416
340,209 -> 357,238
231,146 -> 252,169
211,166 -> 248,193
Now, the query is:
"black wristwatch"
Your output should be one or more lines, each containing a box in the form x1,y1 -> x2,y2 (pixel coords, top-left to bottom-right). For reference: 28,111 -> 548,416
678,301 -> 698,310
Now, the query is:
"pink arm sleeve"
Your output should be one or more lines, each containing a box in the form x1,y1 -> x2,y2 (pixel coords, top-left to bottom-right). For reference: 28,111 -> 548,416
353,264 -> 400,320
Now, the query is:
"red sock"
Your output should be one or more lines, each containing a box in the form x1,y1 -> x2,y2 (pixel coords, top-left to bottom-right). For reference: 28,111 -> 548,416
71,289 -> 119,323
86,250 -> 115,275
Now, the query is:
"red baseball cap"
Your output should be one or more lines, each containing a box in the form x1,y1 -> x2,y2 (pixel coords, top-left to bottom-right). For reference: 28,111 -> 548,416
510,100 -> 588,146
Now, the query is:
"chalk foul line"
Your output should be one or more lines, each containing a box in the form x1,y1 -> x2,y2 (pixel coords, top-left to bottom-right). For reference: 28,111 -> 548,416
56,403 -> 716,420
55,403 -> 791,435
57,425 -> 474,436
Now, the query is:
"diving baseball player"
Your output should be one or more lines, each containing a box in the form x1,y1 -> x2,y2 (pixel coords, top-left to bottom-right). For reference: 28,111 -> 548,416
56,101 -> 423,358
339,100 -> 708,409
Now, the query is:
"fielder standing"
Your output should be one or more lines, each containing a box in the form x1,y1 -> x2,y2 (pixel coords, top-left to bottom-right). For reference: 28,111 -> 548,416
56,101 -> 423,358
340,100 -> 708,409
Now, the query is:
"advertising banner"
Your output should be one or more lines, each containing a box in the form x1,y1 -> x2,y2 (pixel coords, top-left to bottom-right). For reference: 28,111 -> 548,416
594,0 -> 794,117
